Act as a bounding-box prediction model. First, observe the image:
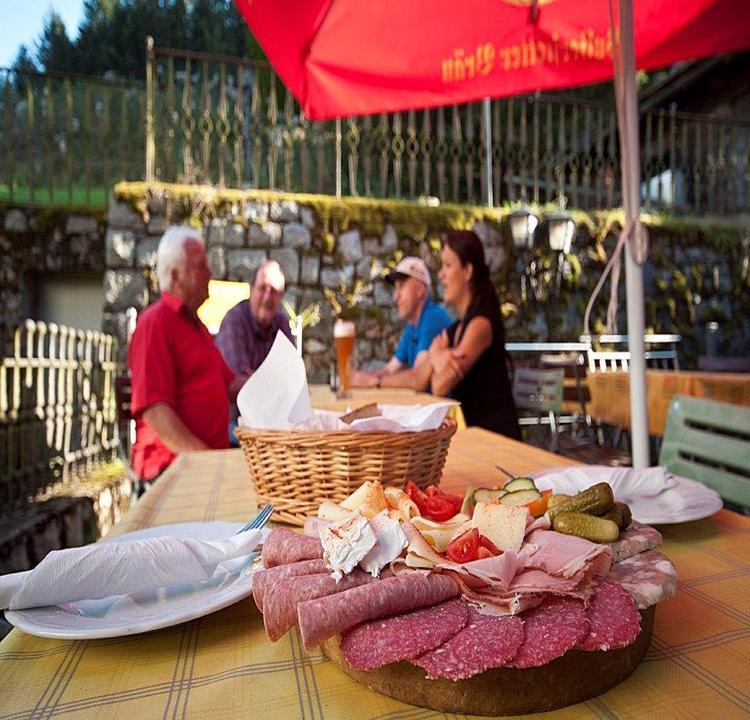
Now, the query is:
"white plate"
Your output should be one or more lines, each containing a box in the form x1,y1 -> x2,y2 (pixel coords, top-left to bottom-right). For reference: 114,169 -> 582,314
5,521 -> 265,640
533,471 -> 723,525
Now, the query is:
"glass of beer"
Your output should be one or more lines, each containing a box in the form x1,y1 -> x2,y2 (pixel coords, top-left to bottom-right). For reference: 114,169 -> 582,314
333,318 -> 355,398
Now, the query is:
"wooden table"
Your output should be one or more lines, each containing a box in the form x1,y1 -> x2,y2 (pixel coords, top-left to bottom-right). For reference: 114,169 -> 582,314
588,369 -> 750,436
308,383 -> 467,429
1,431 -> 749,719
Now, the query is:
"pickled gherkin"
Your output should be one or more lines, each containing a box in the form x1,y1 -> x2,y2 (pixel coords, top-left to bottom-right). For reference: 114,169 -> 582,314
552,511 -> 620,543
547,482 -> 614,522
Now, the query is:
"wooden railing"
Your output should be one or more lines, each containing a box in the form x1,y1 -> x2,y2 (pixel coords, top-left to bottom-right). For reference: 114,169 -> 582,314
0,320 -> 120,517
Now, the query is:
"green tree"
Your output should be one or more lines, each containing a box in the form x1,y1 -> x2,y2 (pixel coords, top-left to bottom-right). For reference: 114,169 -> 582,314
36,11 -> 76,74
33,0 -> 264,79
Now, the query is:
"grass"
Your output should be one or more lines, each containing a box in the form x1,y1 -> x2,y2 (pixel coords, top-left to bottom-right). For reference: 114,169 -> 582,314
0,184 -> 109,209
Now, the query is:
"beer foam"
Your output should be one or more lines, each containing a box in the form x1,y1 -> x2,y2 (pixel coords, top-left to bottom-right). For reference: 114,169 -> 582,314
333,319 -> 356,338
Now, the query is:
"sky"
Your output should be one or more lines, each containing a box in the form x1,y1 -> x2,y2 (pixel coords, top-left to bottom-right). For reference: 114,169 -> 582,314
1,0 -> 86,67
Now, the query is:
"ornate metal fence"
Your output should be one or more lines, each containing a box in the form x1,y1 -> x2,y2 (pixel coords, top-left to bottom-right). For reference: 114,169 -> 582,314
0,321 -> 120,518
0,68 -> 145,207
145,42 -> 750,214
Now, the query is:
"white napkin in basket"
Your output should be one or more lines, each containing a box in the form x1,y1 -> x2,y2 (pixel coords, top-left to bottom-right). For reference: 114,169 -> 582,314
0,529 -> 262,611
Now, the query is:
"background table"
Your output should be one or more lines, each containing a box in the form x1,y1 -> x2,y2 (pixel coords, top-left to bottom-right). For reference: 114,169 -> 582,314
1,431 -> 749,719
308,383 -> 467,429
588,369 -> 750,436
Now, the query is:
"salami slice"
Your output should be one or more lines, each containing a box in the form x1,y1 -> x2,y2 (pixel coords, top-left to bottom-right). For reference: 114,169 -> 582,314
298,572 -> 460,650
261,528 -> 323,568
252,558 -> 329,612
511,596 -> 590,668
341,599 -> 470,671
413,605 -> 524,681
263,570 -> 373,641
577,578 -> 641,651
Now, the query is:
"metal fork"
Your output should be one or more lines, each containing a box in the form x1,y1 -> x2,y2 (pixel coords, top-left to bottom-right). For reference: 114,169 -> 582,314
236,503 -> 274,534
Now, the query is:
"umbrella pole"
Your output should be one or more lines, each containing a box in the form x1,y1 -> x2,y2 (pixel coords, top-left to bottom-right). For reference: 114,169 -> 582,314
616,0 -> 649,468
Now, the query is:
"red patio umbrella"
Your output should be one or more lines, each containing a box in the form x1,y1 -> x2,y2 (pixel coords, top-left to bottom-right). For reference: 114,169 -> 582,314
234,0 -> 749,121
233,0 -> 750,467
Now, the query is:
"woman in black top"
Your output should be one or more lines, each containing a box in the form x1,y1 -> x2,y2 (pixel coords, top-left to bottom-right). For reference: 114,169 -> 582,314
415,230 -> 521,439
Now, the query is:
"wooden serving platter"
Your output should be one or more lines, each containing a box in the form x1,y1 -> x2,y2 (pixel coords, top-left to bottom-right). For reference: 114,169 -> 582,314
321,606 -> 654,717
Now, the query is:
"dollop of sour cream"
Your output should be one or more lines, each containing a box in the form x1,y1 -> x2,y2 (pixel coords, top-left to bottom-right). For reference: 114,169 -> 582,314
320,512 -> 377,580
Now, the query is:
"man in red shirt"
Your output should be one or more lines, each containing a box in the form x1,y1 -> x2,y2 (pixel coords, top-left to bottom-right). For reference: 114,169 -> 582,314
128,226 -> 245,489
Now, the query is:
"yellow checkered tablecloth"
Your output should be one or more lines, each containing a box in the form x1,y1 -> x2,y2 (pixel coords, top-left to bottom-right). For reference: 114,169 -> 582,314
1,429 -> 749,719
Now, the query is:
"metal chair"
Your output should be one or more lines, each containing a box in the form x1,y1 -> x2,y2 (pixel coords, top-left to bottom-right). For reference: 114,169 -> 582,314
512,367 -> 565,451
659,395 -> 750,509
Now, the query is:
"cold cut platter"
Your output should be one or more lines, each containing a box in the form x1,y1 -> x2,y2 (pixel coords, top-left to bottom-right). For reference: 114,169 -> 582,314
253,478 -> 677,716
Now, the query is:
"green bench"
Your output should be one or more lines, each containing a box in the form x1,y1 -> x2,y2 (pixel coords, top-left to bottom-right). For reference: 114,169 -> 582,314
659,395 -> 750,509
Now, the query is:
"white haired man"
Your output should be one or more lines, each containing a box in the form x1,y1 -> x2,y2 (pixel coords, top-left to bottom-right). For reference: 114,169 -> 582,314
351,257 -> 452,389
215,259 -> 294,445
128,226 -> 245,489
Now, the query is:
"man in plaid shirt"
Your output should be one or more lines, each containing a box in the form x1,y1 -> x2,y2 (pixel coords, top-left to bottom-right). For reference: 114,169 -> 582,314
215,260 -> 295,444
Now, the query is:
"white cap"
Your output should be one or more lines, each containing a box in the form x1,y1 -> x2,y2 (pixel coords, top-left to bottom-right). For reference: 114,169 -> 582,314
385,257 -> 431,289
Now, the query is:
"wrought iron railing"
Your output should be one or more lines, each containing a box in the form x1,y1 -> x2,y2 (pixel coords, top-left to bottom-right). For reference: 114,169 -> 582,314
0,320 -> 120,517
0,68 -> 145,207
145,41 -> 750,214
2,45 -> 748,214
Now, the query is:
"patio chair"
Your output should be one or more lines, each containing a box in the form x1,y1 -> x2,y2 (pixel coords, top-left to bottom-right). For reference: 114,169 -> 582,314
512,367 -> 565,451
581,334 -> 681,373
659,395 -> 750,509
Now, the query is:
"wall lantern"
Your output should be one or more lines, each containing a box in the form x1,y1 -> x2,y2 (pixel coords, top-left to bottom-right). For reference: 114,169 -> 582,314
546,208 -> 576,254
509,205 -> 539,249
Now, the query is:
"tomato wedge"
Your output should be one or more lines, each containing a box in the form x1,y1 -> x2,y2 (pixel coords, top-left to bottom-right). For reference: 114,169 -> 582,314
421,495 -> 457,522
445,528 -> 479,563
405,480 -> 428,507
476,545 -> 496,560
478,534 -> 502,556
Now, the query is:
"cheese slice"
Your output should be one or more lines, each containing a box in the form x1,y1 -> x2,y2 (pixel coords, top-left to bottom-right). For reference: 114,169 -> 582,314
471,502 -> 529,553
411,514 -> 471,553
340,481 -> 388,519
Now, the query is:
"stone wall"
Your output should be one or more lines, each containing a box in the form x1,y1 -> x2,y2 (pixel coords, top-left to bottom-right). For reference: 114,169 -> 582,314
104,184 -> 750,379
0,206 -> 107,330
105,186 -> 522,382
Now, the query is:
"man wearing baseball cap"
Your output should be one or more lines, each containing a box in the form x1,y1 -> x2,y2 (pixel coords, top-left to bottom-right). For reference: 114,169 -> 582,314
351,256 -> 452,389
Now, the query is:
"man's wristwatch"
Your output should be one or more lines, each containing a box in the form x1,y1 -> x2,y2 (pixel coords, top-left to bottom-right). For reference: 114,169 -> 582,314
374,375 -> 382,388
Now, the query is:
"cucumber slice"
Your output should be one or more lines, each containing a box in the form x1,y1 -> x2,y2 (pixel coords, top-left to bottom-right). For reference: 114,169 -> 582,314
502,477 -> 538,493
473,488 -> 507,504
460,487 -> 476,516
500,488 -> 541,506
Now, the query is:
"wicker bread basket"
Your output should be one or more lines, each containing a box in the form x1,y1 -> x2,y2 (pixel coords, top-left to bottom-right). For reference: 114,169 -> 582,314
236,418 -> 457,526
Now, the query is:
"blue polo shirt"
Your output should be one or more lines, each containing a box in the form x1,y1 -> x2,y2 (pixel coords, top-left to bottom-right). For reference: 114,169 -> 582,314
394,298 -> 453,368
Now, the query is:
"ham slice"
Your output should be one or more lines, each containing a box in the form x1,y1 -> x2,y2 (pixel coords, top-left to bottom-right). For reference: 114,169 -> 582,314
252,558 -> 329,612
297,572 -> 460,649
261,528 -> 323,568
525,530 -> 612,578
263,569 -> 373,641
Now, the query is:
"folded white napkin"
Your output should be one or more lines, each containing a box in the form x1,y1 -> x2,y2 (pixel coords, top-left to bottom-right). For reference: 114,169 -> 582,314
293,402 -> 456,433
532,465 -> 677,504
0,529 -> 262,611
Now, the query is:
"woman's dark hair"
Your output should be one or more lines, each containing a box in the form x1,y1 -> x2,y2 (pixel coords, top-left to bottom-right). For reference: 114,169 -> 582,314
443,230 -> 499,316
